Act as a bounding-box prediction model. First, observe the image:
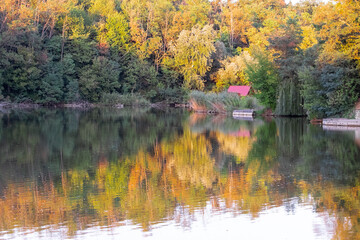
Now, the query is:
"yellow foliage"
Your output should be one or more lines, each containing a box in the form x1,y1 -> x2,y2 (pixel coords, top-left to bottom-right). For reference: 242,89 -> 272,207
165,128 -> 217,188
299,25 -> 318,50
213,52 -> 253,92
89,0 -> 116,17
314,0 -> 360,65
170,25 -> 216,89
212,131 -> 253,163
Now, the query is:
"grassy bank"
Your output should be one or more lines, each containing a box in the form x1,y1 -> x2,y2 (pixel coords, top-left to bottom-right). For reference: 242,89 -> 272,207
1,91 -> 267,114
189,91 -> 264,114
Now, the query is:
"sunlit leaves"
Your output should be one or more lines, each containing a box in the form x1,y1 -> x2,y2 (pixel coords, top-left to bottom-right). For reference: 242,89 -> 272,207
105,13 -> 130,51
89,0 -> 116,17
170,25 -> 215,90
212,52 -> 252,92
222,2 -> 252,48
299,25 -> 317,50
314,0 -> 360,66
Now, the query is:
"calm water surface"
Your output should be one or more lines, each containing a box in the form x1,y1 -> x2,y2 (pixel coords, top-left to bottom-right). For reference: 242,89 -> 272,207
0,108 -> 360,239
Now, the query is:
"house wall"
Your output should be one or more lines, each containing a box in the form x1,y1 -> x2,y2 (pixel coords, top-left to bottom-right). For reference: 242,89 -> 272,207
356,109 -> 360,120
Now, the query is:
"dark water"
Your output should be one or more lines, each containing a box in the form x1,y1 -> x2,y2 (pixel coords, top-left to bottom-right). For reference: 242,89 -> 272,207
0,108 -> 360,239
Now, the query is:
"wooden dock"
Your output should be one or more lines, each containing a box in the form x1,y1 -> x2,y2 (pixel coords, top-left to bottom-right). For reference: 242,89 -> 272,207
322,118 -> 360,127
232,109 -> 255,117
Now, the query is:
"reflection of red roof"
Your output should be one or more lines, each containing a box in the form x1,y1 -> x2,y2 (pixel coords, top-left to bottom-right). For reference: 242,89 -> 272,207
229,130 -> 251,137
228,86 -> 251,96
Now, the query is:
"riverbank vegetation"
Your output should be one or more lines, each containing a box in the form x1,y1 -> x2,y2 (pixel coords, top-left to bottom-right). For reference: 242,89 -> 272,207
189,91 -> 262,113
0,0 -> 359,117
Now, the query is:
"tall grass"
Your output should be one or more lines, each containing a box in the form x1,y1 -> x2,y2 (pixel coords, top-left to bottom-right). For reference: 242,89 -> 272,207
189,91 -> 263,113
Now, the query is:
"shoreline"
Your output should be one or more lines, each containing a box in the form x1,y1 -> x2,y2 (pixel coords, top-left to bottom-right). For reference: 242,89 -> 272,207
0,101 -> 188,111
2,102 -> 357,125
0,101 -> 125,109
322,118 -> 360,127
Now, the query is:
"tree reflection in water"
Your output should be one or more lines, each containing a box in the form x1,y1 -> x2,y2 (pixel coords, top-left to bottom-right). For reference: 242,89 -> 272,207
0,109 -> 359,238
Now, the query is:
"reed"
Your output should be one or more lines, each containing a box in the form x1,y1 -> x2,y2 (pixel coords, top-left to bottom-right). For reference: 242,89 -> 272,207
189,91 -> 263,113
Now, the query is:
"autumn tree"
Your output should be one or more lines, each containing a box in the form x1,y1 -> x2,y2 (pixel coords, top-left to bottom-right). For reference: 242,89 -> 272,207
170,25 -> 216,90
212,52 -> 252,92
314,0 -> 360,66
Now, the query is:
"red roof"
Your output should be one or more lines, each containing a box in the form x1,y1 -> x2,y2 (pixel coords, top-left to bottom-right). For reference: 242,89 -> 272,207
227,86 -> 250,96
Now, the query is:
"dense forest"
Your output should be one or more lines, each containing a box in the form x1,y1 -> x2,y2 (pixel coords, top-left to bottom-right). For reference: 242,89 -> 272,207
0,0 -> 359,117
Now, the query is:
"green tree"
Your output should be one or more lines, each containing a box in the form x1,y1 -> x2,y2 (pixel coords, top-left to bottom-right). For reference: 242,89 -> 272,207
105,13 -> 131,52
0,32 -> 42,102
39,72 -> 64,104
66,8 -> 92,40
62,54 -> 80,102
121,56 -> 158,99
170,25 -> 216,90
245,49 -> 279,110
79,56 -> 120,102
299,53 -> 360,119
155,67 -> 186,104
269,17 -> 305,116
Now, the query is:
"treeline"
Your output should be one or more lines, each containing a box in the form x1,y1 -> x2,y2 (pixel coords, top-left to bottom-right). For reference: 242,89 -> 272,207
0,0 -> 359,117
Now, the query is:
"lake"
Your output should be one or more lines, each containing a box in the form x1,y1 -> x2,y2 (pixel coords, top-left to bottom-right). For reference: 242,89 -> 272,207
0,108 -> 359,239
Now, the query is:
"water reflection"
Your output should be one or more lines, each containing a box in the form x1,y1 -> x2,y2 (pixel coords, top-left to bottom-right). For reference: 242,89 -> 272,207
0,109 -> 360,239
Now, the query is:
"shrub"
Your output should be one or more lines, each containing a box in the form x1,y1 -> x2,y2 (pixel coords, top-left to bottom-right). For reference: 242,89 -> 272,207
100,93 -> 150,106
156,87 -> 189,104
